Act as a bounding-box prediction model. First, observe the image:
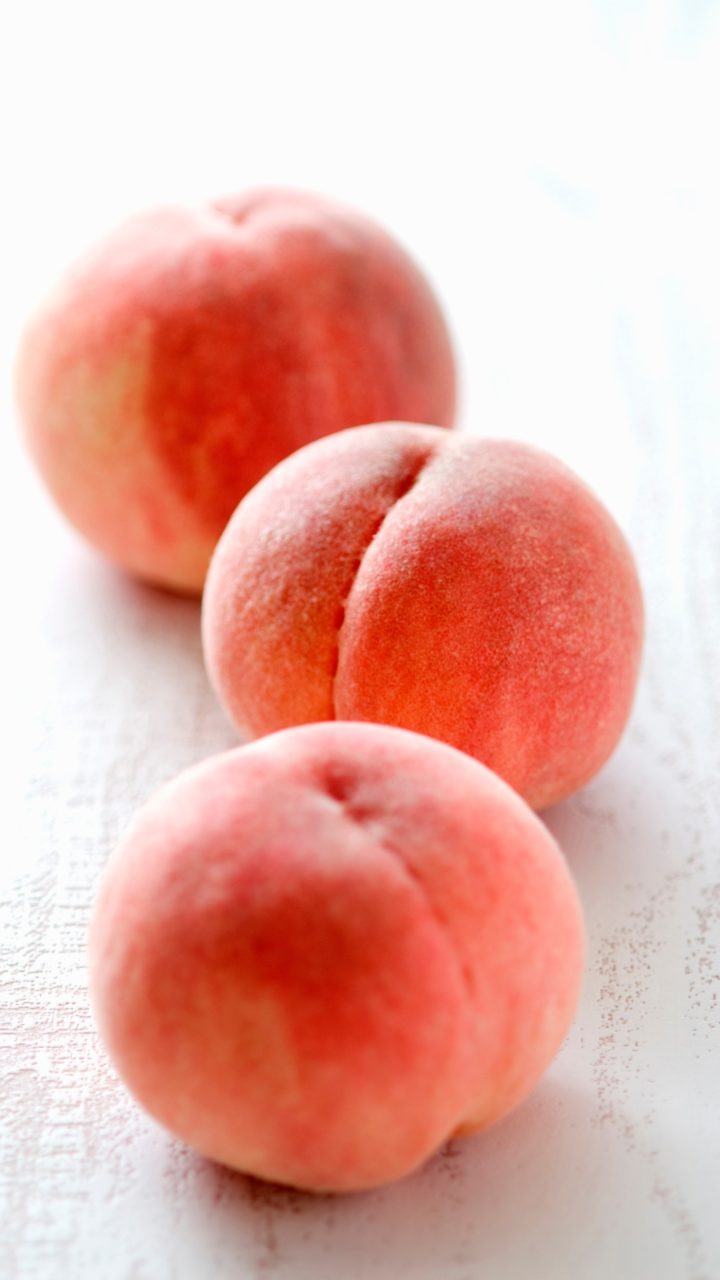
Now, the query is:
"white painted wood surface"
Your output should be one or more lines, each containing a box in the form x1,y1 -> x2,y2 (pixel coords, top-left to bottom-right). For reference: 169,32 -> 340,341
2,4 -> 719,1276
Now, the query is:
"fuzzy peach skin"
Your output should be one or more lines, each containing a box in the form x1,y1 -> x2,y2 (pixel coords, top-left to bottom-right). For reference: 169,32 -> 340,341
203,425 -> 644,811
15,190 -> 455,593
89,722 -> 584,1193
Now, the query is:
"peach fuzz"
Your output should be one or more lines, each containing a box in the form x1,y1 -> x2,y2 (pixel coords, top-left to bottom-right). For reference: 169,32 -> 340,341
203,425 -> 644,811
15,189 -> 455,593
89,722 -> 584,1193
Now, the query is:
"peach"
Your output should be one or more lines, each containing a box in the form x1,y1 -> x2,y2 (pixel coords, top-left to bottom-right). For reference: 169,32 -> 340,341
89,722 -> 584,1192
203,425 -> 643,810
15,190 -> 455,593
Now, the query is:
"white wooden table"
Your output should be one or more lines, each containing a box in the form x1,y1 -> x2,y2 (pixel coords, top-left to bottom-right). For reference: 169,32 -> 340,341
2,4 -> 719,1276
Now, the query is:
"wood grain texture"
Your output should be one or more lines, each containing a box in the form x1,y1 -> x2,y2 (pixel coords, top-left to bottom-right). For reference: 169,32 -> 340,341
2,6 -> 720,1276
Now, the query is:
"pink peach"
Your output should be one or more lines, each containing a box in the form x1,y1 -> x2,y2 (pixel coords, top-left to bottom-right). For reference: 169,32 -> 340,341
16,190 -> 455,593
89,722 -> 584,1192
203,425 -> 643,810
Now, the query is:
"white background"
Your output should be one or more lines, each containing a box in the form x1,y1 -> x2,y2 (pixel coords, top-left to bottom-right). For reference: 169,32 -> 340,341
1,2 -> 719,1277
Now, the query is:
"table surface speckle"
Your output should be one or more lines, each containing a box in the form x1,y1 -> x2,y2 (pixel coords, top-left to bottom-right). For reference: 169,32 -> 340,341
2,5 -> 719,1277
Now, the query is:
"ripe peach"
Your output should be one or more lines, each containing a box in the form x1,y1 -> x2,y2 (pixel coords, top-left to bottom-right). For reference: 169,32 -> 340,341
89,722 -> 584,1192
203,425 -> 643,810
16,190 -> 455,593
